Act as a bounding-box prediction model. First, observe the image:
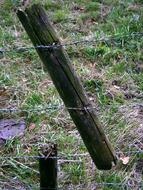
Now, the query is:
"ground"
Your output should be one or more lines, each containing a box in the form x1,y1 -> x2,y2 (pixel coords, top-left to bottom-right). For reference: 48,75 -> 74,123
0,0 -> 143,189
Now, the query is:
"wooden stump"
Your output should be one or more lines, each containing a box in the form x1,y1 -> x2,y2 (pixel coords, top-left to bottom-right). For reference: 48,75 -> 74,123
39,144 -> 57,190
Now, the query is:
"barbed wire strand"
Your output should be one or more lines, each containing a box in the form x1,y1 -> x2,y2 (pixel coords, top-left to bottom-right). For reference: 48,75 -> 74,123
0,182 -> 142,189
41,181 -> 143,189
0,150 -> 142,160
0,102 -> 143,113
0,32 -> 143,53
0,167 -> 143,188
38,182 -> 143,189
0,105 -> 100,113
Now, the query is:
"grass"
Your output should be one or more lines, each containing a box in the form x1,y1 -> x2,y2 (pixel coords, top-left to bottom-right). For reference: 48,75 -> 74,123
0,0 -> 143,189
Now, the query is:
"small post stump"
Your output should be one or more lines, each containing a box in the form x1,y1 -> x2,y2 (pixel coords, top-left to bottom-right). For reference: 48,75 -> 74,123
39,144 -> 57,190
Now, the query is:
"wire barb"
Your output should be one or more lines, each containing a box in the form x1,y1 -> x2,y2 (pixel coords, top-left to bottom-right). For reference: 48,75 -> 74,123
0,32 -> 143,53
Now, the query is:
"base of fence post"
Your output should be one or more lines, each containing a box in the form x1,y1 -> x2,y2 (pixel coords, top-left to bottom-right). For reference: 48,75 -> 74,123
39,144 -> 57,190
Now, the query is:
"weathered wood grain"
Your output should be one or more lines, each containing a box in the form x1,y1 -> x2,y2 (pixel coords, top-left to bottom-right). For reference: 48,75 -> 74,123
17,4 -> 117,170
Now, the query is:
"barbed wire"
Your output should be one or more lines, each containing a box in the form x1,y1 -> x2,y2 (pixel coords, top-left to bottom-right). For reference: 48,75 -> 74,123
0,105 -> 100,114
1,183 -> 143,190
0,149 -> 142,160
62,182 -> 143,189
35,182 -> 143,189
1,101 -> 143,114
0,32 -> 143,54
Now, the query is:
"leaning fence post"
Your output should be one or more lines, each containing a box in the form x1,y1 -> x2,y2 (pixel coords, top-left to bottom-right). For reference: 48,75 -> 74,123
39,144 -> 57,190
17,4 -> 117,170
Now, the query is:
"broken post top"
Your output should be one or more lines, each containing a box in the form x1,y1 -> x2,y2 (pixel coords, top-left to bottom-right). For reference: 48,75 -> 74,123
24,4 -> 60,46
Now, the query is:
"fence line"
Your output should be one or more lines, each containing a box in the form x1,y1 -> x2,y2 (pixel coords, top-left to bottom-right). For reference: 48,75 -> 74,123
1,31 -> 143,189
0,183 -> 142,189
0,105 -> 105,113
0,150 -> 142,160
0,102 -> 143,114
0,32 -> 143,53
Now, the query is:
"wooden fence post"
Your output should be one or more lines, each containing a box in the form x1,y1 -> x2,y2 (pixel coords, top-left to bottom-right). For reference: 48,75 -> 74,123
17,4 -> 117,170
39,144 -> 57,190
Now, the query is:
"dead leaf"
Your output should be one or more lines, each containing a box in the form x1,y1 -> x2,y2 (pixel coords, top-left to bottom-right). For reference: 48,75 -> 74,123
89,97 -> 94,101
28,123 -> 36,131
73,6 -> 84,11
113,85 -> 120,89
119,156 -> 130,165
0,119 -> 25,144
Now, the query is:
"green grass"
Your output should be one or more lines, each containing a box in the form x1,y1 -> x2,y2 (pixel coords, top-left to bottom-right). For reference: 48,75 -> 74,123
0,0 -> 143,189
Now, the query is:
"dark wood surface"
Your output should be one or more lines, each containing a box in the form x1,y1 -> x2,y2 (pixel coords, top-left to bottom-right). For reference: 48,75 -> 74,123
17,4 -> 117,170
39,144 -> 57,190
